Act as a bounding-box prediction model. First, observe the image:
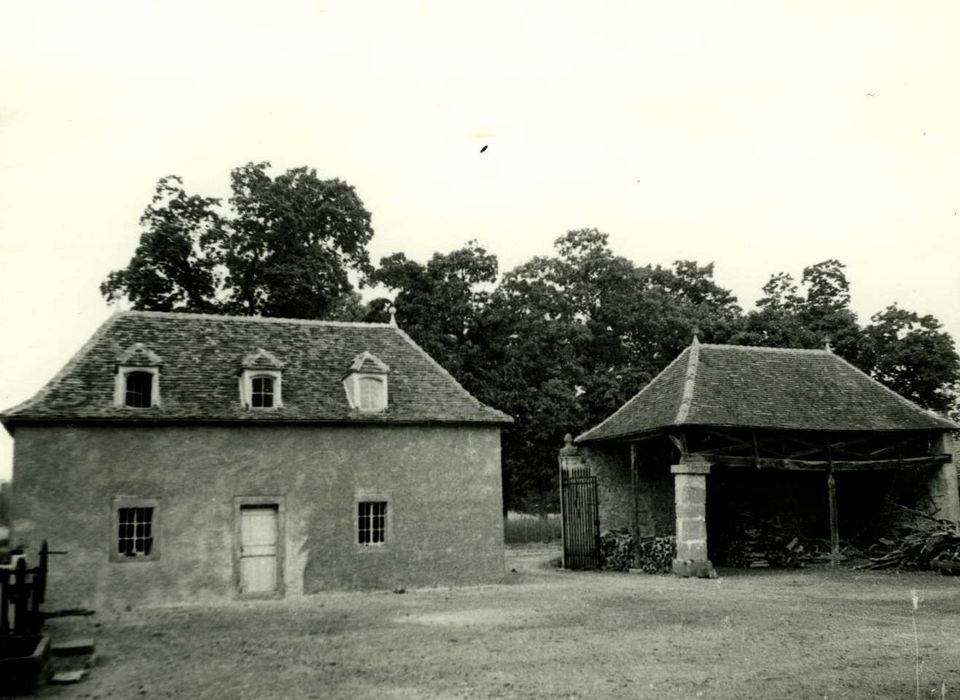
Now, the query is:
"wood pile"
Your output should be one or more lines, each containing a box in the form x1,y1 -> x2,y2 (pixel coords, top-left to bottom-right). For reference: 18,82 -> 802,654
716,513 -> 831,569
857,522 -> 960,572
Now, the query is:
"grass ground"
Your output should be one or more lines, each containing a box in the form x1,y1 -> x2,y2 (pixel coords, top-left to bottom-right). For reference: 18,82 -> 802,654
35,548 -> 960,699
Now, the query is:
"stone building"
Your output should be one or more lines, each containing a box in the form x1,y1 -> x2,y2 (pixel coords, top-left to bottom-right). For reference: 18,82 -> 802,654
569,337 -> 958,576
1,311 -> 510,608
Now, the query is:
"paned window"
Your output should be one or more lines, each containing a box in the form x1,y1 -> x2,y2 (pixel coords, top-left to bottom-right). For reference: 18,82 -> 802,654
251,376 -> 275,408
117,507 -> 154,557
358,501 -> 387,545
124,371 -> 153,408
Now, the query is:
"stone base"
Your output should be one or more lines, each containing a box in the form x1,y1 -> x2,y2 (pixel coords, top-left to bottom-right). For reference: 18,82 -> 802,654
672,559 -> 717,579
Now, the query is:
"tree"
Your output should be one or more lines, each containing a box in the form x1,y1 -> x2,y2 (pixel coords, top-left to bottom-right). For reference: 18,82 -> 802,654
367,240 -> 498,384
732,260 -> 861,355
858,305 -> 960,412
102,162 -> 375,319
100,176 -> 223,312
482,230 -> 742,511
732,260 -> 959,412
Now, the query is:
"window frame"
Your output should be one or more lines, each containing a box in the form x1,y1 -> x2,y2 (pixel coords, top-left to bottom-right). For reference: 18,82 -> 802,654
344,373 -> 389,412
239,369 -> 283,409
114,366 -> 161,408
109,496 -> 160,562
355,491 -> 392,551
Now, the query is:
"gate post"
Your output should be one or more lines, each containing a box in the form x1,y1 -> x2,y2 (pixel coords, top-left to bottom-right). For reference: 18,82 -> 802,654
671,456 -> 716,578
558,434 -> 581,570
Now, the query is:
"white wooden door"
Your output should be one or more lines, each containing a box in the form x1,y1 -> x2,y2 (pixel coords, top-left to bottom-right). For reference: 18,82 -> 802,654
239,506 -> 279,594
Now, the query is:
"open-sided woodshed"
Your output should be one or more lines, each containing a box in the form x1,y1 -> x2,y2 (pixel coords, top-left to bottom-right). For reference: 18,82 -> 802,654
563,337 -> 958,577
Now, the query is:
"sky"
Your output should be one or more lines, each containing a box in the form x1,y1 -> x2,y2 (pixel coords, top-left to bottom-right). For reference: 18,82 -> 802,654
1,0 -> 958,480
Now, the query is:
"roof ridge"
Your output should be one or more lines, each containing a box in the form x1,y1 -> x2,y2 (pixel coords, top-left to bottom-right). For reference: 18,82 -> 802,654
1,312 -> 121,418
675,338 -> 700,424
576,347 -> 691,442
827,352 -> 959,430
391,327 -> 512,423
699,343 -> 833,355
120,310 -> 393,328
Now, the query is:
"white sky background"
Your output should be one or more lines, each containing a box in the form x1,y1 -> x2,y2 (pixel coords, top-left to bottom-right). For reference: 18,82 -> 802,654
1,0 -> 959,480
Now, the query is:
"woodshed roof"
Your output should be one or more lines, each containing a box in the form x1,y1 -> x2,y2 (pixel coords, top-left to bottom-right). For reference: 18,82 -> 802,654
577,338 -> 957,442
1,311 -> 511,426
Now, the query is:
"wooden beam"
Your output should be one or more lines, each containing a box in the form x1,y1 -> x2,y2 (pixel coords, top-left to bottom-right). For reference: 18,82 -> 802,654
708,454 -> 951,472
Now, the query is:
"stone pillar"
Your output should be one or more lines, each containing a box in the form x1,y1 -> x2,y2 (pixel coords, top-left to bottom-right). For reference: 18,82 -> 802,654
929,432 -> 960,525
671,457 -> 716,578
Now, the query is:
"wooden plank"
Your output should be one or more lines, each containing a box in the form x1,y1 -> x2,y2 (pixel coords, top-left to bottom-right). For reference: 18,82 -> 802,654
0,570 -> 9,635
828,448 -> 839,568
711,454 -> 951,471
13,558 -> 27,634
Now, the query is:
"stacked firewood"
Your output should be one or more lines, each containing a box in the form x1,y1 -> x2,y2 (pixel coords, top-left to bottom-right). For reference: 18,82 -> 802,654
857,521 -> 960,572
714,513 -> 831,569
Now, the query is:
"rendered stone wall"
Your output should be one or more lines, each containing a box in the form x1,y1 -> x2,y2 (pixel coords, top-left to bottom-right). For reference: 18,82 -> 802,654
10,423 -> 504,609
584,439 -> 676,537
636,444 -> 676,537
583,445 -> 631,533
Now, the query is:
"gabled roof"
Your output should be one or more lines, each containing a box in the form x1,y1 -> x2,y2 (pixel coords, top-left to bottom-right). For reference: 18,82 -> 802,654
117,342 -> 162,366
1,311 -> 511,426
346,351 -> 390,375
241,348 -> 284,370
577,339 -> 957,442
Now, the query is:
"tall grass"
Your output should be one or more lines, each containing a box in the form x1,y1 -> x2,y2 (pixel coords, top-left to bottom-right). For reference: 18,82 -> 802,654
504,512 -> 562,544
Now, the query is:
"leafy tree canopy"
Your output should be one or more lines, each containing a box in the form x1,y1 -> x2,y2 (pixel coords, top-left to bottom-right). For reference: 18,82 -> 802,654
101,162 -> 374,319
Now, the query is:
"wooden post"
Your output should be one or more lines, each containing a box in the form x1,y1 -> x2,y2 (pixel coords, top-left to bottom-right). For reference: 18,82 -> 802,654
751,430 -> 760,469
827,446 -> 840,567
37,540 -> 48,605
558,446 -> 566,570
630,442 -> 638,535
0,570 -> 9,635
13,558 -> 27,634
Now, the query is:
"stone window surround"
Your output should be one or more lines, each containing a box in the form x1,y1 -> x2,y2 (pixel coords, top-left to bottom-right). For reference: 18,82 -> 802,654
355,491 -> 392,551
114,366 -> 161,408
109,496 -> 160,562
239,369 -> 283,409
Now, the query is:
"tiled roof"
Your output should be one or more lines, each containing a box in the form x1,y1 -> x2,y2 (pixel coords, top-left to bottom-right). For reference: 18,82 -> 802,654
577,339 -> 957,442
1,311 -> 511,426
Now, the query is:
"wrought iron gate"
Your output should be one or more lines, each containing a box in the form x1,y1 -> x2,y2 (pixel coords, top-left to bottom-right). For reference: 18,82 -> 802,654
561,472 -> 600,570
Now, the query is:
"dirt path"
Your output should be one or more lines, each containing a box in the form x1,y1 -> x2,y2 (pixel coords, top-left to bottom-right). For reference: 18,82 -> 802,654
34,550 -> 960,699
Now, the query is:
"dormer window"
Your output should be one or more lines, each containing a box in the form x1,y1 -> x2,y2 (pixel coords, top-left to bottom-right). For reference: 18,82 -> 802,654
343,352 -> 389,412
115,344 -> 162,409
357,376 -> 386,411
239,349 -> 284,410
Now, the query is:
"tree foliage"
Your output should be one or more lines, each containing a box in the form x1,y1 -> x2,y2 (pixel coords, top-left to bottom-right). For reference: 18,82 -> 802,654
104,181 -> 959,510
102,162 -> 374,319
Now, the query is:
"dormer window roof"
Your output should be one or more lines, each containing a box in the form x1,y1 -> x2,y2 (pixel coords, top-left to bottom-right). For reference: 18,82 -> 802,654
117,343 -> 163,367
241,348 -> 284,371
239,348 -> 283,409
346,351 -> 389,375
343,352 -> 389,412
115,343 -> 162,408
